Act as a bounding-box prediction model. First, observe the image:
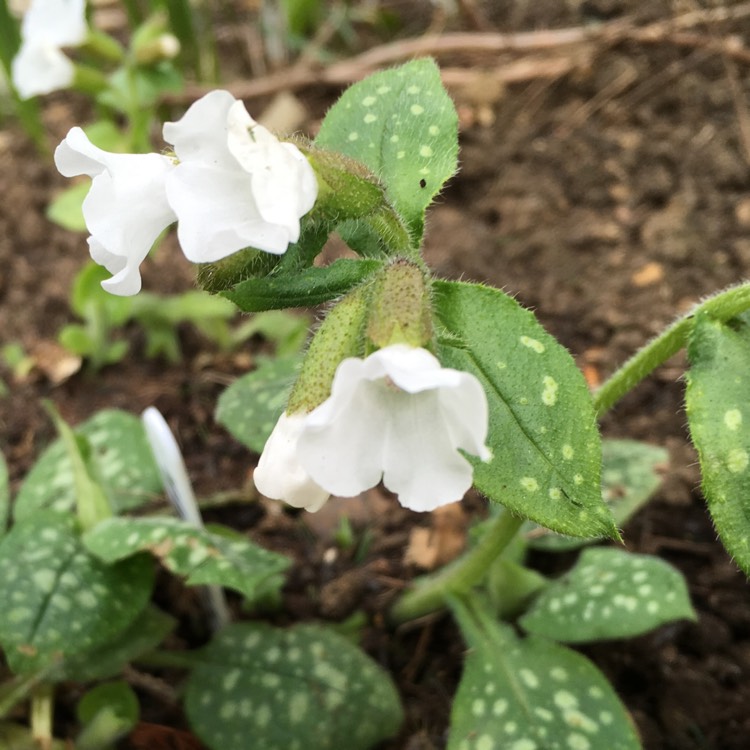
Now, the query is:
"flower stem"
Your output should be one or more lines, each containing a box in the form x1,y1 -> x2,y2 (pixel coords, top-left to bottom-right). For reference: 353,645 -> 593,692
30,683 -> 53,750
389,510 -> 524,624
593,281 -> 750,417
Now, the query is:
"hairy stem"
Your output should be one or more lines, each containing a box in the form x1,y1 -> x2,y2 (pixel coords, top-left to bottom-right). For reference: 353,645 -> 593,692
389,510 -> 524,624
593,282 -> 750,416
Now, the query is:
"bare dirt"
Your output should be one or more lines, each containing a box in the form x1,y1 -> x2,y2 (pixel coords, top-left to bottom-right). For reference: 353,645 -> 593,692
3,1 -> 750,748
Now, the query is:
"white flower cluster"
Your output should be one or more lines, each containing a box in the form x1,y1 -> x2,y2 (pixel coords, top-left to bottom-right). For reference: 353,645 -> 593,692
255,345 -> 491,513
55,90 -> 318,295
12,0 -> 87,99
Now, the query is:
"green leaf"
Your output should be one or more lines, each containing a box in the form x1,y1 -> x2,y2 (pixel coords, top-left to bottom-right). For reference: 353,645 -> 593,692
46,182 -> 89,232
57,606 -> 175,682
83,517 -> 290,603
519,547 -> 695,643
686,312 -> 750,573
184,622 -> 403,750
527,439 -> 668,551
433,280 -> 615,539
14,410 -> 162,520
448,596 -> 641,750
216,356 -> 301,453
231,310 -> 309,357
223,258 -> 383,313
76,681 -> 139,750
316,59 -> 458,241
0,513 -> 154,674
0,452 -> 8,537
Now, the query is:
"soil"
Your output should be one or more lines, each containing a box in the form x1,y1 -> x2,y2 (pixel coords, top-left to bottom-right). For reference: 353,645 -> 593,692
3,1 -> 750,748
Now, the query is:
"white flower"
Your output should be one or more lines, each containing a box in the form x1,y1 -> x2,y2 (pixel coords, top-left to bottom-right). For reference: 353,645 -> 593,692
163,89 -> 318,261
11,0 -> 87,99
254,412 -> 331,512
54,127 -> 176,295
54,90 -> 318,295
257,345 -> 490,513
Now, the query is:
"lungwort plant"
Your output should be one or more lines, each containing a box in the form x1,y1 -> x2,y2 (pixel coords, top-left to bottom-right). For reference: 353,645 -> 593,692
4,58 -> 750,749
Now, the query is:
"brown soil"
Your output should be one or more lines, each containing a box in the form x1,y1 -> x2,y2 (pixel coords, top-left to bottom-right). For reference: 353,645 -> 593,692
3,1 -> 750,749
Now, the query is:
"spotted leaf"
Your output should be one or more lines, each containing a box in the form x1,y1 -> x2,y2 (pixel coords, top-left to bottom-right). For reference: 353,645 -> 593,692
519,547 -> 695,643
448,596 -> 641,750
316,58 -> 458,241
57,606 -> 175,682
686,312 -> 750,574
83,517 -> 290,603
14,410 -> 161,520
184,622 -> 403,750
433,280 -> 616,539
0,513 -> 154,674
216,356 -> 300,454
526,439 -> 668,551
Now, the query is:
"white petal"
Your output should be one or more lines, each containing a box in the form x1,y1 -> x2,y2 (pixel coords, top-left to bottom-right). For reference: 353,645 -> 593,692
162,89 -> 237,169
381,390 -> 476,511
298,363 -> 389,497
54,128 -> 176,294
165,163 -> 290,261
88,238 -> 142,295
21,0 -> 86,46
297,345 -> 490,511
254,413 -> 330,512
11,41 -> 74,99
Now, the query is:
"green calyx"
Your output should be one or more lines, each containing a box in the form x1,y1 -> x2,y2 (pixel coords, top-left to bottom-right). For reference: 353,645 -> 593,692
286,286 -> 369,414
367,260 -> 432,349
195,248 -> 281,294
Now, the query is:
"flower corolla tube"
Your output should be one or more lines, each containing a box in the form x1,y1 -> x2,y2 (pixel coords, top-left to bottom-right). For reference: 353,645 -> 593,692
54,90 -> 318,295
12,0 -> 87,99
254,344 -> 491,513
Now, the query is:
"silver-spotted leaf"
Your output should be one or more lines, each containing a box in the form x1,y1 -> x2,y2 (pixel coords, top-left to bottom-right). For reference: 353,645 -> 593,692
57,606 -> 175,682
448,596 -> 641,750
14,410 -> 161,519
527,439 -> 668,551
216,356 -> 301,453
433,280 -> 615,539
0,513 -> 154,674
185,622 -> 403,750
519,547 -> 695,643
316,59 -> 458,240
83,517 -> 290,603
686,313 -> 750,573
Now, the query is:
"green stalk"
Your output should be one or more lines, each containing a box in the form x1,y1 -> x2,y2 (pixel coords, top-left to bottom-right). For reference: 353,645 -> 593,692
30,683 -> 53,749
389,510 -> 524,624
593,281 -> 750,416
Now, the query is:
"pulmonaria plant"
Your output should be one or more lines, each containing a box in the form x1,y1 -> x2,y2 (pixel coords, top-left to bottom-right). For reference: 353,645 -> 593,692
255,344 -> 491,512
55,89 -> 318,294
46,58 -> 749,750
11,0 -> 87,99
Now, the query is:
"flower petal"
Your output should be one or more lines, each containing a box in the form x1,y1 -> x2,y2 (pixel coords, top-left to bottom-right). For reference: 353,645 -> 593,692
165,162 -> 291,260
381,390 -> 476,511
21,0 -> 87,47
162,89 -> 237,170
254,413 -> 330,512
54,128 -> 176,295
12,42 -> 74,99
